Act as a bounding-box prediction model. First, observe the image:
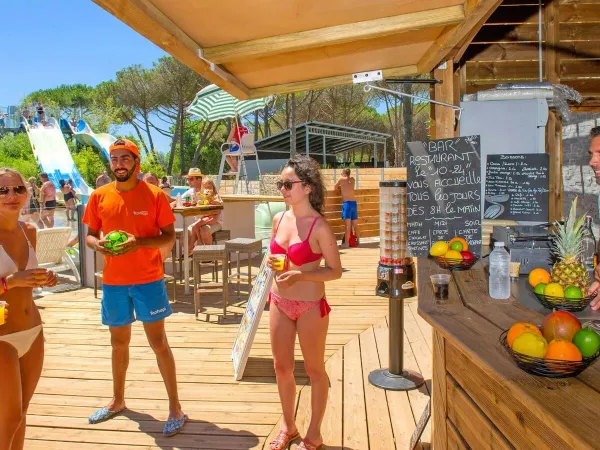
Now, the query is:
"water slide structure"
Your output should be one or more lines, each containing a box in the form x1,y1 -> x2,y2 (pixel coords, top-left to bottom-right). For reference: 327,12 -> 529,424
22,118 -> 92,198
72,119 -> 115,161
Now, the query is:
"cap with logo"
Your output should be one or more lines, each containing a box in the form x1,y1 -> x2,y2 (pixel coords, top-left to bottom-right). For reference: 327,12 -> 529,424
109,138 -> 139,158
183,168 -> 204,178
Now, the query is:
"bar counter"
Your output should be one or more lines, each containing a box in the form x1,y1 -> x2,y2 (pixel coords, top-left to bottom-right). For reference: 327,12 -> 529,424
417,257 -> 600,450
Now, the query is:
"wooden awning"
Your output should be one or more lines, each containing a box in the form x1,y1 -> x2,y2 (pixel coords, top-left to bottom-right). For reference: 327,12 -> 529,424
92,0 -> 502,99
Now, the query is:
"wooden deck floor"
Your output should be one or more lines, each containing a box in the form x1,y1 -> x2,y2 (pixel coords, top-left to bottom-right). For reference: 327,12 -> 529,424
26,243 -> 432,449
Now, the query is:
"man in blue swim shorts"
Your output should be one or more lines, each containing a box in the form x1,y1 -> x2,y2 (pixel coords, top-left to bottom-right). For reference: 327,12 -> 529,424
335,168 -> 360,248
83,139 -> 187,437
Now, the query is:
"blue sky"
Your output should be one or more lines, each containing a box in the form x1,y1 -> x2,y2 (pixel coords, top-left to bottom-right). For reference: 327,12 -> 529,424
0,1 -> 172,151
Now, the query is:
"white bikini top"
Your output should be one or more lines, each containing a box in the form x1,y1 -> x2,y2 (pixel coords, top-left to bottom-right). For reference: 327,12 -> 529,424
0,223 -> 38,279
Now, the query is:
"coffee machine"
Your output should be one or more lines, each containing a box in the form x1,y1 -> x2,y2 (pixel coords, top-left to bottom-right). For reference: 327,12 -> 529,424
376,180 -> 415,299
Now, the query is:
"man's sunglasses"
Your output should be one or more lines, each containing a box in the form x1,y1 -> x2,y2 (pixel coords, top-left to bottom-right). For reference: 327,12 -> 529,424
0,185 -> 27,197
276,180 -> 303,191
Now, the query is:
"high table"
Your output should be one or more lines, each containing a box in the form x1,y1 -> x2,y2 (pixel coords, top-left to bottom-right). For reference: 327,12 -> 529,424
173,195 -> 284,294
417,257 -> 600,449
172,205 -> 223,295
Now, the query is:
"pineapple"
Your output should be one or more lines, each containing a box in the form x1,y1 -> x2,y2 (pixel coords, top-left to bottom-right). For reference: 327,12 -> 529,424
550,197 -> 590,292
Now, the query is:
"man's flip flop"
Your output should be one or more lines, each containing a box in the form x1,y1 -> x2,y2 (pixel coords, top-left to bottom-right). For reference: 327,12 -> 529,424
88,407 -> 126,424
163,414 -> 188,437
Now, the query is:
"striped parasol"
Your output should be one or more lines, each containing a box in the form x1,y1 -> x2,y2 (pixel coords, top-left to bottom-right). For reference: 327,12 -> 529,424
187,84 -> 271,121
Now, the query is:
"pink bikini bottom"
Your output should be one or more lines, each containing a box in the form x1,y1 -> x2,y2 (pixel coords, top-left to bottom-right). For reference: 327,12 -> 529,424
269,292 -> 331,321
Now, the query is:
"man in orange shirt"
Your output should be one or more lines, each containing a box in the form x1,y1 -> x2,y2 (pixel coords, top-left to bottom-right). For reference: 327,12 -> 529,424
83,139 -> 187,437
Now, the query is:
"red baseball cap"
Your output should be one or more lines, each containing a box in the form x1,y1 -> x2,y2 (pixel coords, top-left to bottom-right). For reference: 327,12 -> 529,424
109,138 -> 139,158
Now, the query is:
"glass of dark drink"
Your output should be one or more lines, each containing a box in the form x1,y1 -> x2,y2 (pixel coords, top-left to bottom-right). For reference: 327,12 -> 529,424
430,274 -> 451,301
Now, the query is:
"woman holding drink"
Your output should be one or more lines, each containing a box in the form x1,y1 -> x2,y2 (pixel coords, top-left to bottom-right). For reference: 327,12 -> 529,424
267,155 -> 342,450
0,168 -> 56,449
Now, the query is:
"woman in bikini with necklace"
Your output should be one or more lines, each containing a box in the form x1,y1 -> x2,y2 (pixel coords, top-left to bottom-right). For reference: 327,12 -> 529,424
267,155 -> 342,450
0,168 -> 56,449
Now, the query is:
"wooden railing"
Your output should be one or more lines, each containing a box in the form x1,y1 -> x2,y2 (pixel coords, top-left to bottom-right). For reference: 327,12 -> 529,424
324,188 -> 380,239
321,167 -> 406,190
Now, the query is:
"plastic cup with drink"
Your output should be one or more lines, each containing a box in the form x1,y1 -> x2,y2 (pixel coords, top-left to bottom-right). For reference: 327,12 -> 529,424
430,274 -> 451,301
271,254 -> 287,271
0,300 -> 6,326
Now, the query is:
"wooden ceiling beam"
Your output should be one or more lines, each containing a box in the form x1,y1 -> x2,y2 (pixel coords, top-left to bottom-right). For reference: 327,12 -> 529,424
92,0 -> 251,99
248,65 -> 419,98
202,6 -> 465,64
418,0 -> 503,73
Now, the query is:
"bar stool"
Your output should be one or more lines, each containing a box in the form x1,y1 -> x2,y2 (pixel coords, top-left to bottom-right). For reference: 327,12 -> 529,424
192,244 -> 229,318
225,238 -> 263,298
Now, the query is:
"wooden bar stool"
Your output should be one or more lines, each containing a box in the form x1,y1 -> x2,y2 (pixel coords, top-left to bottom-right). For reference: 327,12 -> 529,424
225,238 -> 263,299
192,244 -> 229,318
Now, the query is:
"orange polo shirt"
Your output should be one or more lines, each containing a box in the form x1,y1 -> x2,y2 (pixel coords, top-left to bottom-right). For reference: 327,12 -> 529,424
83,181 -> 175,285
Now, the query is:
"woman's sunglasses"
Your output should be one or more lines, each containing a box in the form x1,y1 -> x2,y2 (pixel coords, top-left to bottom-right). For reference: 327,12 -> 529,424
0,185 -> 27,197
276,180 -> 303,191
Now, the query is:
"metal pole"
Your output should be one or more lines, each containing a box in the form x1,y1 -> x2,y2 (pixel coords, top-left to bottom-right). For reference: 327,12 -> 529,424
373,143 -> 377,168
383,141 -> 387,179
538,0 -> 543,82
305,127 -> 309,156
322,136 -> 326,165
389,298 -> 404,374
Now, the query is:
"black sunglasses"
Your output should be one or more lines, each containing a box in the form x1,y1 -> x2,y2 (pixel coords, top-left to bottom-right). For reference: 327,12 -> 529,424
276,180 -> 303,191
0,185 -> 27,197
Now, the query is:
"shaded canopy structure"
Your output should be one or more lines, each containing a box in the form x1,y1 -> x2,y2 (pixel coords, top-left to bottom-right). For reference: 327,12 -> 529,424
255,122 -> 391,166
91,0 -> 503,99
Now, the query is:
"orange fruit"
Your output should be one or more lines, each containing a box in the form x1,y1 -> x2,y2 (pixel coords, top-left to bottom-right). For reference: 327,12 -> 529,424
545,339 -> 582,362
507,322 -> 541,348
528,268 -> 551,287
449,237 -> 468,252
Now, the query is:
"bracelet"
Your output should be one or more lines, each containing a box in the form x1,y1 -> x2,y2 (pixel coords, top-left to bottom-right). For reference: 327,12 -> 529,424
1,277 -> 8,293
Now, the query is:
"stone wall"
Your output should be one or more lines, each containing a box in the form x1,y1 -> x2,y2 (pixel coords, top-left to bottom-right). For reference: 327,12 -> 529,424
561,113 -> 600,231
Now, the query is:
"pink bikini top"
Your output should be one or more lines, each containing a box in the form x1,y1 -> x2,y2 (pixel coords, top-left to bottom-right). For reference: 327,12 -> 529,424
270,212 -> 323,266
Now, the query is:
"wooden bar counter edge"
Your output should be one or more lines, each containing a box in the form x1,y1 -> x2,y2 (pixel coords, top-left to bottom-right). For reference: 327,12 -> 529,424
416,257 -> 600,450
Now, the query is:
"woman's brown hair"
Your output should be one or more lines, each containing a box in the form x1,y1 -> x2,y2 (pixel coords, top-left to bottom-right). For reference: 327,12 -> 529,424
285,154 -> 326,215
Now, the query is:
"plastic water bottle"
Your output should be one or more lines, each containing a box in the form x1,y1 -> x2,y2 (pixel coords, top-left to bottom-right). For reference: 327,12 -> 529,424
489,242 -> 510,300
176,193 -> 182,208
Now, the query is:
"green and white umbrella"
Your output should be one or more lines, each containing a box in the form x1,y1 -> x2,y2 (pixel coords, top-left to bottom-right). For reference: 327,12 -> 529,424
187,84 -> 271,122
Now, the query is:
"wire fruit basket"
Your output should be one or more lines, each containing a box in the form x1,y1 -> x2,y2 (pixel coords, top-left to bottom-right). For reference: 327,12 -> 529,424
499,330 -> 600,378
433,256 -> 478,271
532,289 -> 596,312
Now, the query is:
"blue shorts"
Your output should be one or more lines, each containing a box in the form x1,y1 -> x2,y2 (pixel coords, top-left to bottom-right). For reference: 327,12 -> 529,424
342,201 -> 358,220
101,279 -> 172,327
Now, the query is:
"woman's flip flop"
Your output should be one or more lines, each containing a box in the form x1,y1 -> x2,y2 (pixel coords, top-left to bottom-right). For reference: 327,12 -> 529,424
163,413 -> 188,437
269,429 -> 300,450
88,407 -> 126,424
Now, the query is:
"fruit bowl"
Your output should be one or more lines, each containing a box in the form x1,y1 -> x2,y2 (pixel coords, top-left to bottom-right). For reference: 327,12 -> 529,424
532,289 -> 596,312
499,330 -> 600,378
432,256 -> 478,271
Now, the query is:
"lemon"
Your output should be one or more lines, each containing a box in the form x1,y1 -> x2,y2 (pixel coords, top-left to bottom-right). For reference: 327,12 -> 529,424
450,241 -> 463,252
564,285 -> 583,301
511,332 -> 547,358
430,241 -> 449,257
544,282 -> 564,298
444,250 -> 463,261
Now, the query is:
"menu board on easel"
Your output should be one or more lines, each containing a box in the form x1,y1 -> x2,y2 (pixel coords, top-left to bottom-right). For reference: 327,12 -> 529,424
406,136 -> 482,257
484,153 -> 549,222
232,252 -> 273,381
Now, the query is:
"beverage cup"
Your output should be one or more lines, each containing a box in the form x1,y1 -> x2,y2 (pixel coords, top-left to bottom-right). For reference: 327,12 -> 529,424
430,274 -> 451,301
271,254 -> 286,271
0,300 -> 6,326
509,262 -> 521,281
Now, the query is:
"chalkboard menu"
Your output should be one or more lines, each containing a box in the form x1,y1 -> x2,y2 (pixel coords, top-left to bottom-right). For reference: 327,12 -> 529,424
484,153 -> 549,222
406,136 -> 482,257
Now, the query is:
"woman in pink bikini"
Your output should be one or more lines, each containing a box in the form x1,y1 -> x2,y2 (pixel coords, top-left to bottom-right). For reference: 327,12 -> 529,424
267,155 -> 342,450
0,168 -> 56,449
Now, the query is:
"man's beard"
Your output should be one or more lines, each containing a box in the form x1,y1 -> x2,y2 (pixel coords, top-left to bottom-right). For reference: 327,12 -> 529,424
112,166 -> 136,182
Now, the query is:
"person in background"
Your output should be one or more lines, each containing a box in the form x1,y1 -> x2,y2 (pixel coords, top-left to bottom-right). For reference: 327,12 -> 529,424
179,168 -> 205,252
266,155 -> 342,450
22,178 -> 43,228
39,173 -> 56,228
334,168 -> 359,248
70,116 -> 77,129
59,179 -> 78,222
83,138 -> 187,436
96,170 -> 111,189
159,176 -> 172,195
0,167 -> 56,450
189,178 -> 223,246
143,172 -> 159,187
22,107 -> 30,121
35,103 -> 45,124
586,127 -> 600,310
0,114 -> 5,129
222,117 -> 249,174
27,114 -> 34,126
